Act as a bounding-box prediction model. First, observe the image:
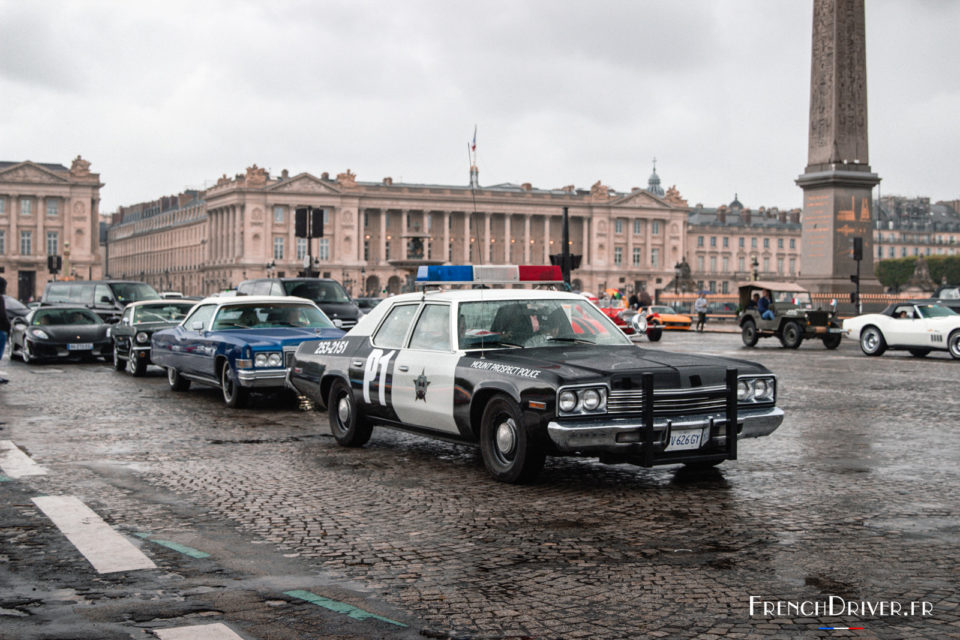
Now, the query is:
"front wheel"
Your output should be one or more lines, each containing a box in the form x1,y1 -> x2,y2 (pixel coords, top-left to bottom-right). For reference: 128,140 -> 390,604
859,326 -> 886,356
112,344 -> 125,371
221,363 -> 248,408
327,379 -> 372,446
126,351 -> 148,376
741,320 -> 758,347
948,330 -> 960,360
479,395 -> 545,484
822,333 -> 842,350
647,323 -> 663,342
780,321 -> 803,349
167,366 -> 191,391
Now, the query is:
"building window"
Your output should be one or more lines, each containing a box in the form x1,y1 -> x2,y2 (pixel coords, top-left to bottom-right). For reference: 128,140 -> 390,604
385,242 -> 391,260
20,198 -> 32,216
323,209 -> 330,226
901,247 -> 907,257
722,256 -> 729,272
777,257 -> 784,274
615,219 -> 623,234
723,237 -> 729,248
739,237 -> 745,248
20,230 -> 32,255
632,247 -> 642,266
763,257 -> 770,272
364,240 -> 370,261
721,281 -> 729,294
790,238 -> 796,249
273,236 -> 284,260
710,236 -> 717,248
738,257 -> 745,272
46,199 -> 59,216
697,236 -> 704,247
888,247 -> 895,258
877,246 -> 883,259
296,237 -> 307,261
0,230 -> 5,255
614,247 -> 623,265
778,238 -> 784,249
46,231 -> 58,256
633,219 -> 642,235
789,258 -> 796,274
651,221 -> 661,235
317,238 -> 330,260
273,206 -> 284,223
709,256 -> 717,272
651,248 -> 660,268
0,198 -> 5,214
709,280 -> 716,292
751,237 -> 757,249
697,256 -> 705,271
763,238 -> 770,249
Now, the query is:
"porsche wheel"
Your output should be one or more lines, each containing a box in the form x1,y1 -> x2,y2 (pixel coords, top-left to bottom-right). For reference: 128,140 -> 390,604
327,379 -> 372,446
480,395 -> 545,484
741,320 -> 758,347
859,326 -> 886,356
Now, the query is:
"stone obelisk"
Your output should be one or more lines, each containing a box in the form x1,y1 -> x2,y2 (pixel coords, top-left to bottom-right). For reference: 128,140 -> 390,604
796,0 -> 881,294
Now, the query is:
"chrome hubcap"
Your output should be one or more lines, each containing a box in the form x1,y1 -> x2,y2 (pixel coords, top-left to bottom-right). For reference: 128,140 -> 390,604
864,331 -> 878,350
495,419 -> 517,456
337,396 -> 351,424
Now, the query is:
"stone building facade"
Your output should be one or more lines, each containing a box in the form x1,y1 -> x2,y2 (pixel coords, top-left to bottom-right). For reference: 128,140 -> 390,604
0,157 -> 104,300
873,195 -> 960,261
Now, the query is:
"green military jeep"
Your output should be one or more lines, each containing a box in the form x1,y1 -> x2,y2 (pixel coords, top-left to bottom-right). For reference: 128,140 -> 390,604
737,281 -> 843,349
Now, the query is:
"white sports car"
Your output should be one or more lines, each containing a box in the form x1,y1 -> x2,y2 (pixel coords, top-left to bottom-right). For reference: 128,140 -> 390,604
842,302 -> 960,358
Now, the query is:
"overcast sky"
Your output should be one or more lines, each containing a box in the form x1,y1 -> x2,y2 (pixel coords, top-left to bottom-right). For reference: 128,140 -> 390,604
2,1 -> 957,214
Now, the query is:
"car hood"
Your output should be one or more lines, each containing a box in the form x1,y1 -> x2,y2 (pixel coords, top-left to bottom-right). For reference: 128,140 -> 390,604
33,325 -> 109,342
215,327 -> 345,347
475,345 -> 768,387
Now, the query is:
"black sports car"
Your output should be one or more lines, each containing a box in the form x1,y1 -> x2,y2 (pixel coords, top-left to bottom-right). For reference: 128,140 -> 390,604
111,299 -> 197,376
9,305 -> 111,363
288,274 -> 784,484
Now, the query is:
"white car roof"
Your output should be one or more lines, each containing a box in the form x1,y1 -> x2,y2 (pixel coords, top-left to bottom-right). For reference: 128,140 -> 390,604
196,295 -> 319,307
125,299 -> 196,308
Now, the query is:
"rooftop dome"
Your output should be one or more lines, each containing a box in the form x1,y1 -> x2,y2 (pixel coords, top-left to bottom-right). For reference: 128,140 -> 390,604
646,159 -> 664,197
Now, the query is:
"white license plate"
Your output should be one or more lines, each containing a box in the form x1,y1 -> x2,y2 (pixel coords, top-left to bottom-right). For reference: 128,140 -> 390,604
67,343 -> 94,351
665,427 -> 708,452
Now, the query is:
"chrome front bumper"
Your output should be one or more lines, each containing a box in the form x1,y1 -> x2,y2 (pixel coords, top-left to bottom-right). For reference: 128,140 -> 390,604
546,406 -> 784,454
237,368 -> 289,388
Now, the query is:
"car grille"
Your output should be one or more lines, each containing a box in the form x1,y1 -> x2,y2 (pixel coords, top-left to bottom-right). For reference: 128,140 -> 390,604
607,385 -> 728,416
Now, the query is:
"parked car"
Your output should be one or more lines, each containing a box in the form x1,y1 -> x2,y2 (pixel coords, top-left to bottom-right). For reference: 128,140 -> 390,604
355,297 -> 384,315
160,291 -> 185,299
842,301 -> 960,359
236,277 -> 362,330
644,305 -> 692,331
111,299 -> 198,376
288,265 -> 784,484
151,296 -> 345,407
737,281 -> 843,349
591,297 -> 662,341
9,305 -> 111,363
42,280 -> 160,322
930,285 -> 960,313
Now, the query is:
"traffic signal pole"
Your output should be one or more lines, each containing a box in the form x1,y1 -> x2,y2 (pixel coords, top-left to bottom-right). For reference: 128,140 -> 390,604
561,206 -> 571,287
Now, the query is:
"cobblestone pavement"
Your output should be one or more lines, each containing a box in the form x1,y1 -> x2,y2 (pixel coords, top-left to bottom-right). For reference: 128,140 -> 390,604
1,332 -> 959,639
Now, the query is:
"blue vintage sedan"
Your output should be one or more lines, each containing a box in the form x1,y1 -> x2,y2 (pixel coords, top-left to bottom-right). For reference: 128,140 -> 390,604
151,295 -> 344,407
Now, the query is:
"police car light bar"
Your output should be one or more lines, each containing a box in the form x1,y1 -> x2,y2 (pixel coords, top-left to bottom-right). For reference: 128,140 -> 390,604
415,265 -> 563,285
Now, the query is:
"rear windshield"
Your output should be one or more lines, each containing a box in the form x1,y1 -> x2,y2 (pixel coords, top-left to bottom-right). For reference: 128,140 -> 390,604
45,283 -> 94,304
283,280 -> 351,304
33,308 -> 101,326
110,282 -> 160,304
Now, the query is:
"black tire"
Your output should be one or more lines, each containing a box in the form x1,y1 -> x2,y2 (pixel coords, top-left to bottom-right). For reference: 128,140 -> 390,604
859,326 -> 886,356
647,323 -> 663,342
112,344 -> 125,371
126,351 -> 148,376
220,362 -> 248,408
21,341 -> 35,364
948,330 -> 960,360
822,333 -> 842,350
741,320 -> 758,347
327,379 -> 372,446
479,395 -> 545,484
167,366 -> 191,391
780,321 -> 803,349
908,349 -> 930,358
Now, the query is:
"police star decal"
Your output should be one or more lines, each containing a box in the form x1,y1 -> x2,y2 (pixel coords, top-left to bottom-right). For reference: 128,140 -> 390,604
414,369 -> 431,401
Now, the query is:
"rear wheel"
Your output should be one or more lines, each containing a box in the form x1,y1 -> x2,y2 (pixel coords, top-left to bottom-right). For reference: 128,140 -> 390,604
780,321 -> 803,349
741,320 -> 758,347
220,362 -> 248,408
327,379 -> 372,446
167,366 -> 191,391
822,333 -> 842,350
480,395 -> 545,484
859,326 -> 886,356
112,344 -> 125,371
948,330 -> 960,360
647,322 -> 663,342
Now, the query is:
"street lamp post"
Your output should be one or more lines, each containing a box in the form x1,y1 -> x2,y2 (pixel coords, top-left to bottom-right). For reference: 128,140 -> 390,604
751,256 -> 759,281
674,262 -> 682,296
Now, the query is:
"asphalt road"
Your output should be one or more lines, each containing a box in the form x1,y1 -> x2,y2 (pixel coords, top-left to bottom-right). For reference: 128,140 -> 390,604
0,331 -> 958,639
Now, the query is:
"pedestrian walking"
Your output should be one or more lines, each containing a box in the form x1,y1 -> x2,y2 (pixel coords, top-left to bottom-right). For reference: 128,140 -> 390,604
694,291 -> 708,332
0,277 -> 10,384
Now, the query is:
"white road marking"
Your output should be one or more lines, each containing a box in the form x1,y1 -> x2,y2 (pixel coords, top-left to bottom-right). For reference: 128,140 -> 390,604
0,440 -> 48,478
31,496 -> 157,574
154,623 -> 247,640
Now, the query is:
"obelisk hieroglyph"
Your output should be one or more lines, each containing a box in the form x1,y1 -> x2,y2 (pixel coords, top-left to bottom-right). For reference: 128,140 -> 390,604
796,0 -> 881,293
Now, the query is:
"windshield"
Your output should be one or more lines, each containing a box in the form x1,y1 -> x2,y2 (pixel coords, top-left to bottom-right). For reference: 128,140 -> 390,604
457,299 -> 631,349
211,303 -> 335,330
283,280 -> 351,304
773,291 -> 812,305
917,304 -> 957,318
33,308 -> 101,326
133,302 -> 195,323
110,282 -> 160,304
650,306 -> 677,314
937,287 -> 960,300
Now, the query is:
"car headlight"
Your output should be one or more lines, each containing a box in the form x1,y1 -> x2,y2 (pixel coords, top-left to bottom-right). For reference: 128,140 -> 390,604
737,376 -> 776,403
30,329 -> 50,340
558,391 -> 578,413
254,352 -> 282,367
581,388 -> 601,411
737,380 -> 751,400
136,331 -> 150,344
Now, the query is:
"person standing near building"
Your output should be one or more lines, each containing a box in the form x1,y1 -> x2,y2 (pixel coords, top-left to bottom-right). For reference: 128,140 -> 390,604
0,277 -> 9,384
694,291 -> 708,332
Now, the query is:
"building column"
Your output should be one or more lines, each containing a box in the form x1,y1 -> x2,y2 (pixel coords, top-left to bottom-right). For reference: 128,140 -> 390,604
379,209 -> 387,264
523,215 -> 531,263
483,213 -> 491,262
582,216 -> 590,266
442,211 -> 450,262
464,212 -> 471,262
543,216 -> 551,264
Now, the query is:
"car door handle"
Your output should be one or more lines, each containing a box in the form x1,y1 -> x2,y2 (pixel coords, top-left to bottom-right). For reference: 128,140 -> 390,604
352,360 -> 365,367
398,365 -> 409,372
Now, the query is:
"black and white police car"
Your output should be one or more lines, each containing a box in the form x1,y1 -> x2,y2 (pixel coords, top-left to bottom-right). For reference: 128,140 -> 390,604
288,265 -> 784,483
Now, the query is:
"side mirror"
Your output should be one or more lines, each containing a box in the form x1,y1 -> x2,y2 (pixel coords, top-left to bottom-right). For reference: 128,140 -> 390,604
106,317 -> 120,324
12,317 -> 26,326
190,321 -> 205,332
100,296 -> 113,304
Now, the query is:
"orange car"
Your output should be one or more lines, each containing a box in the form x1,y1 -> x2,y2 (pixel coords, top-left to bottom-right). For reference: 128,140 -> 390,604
644,305 -> 692,331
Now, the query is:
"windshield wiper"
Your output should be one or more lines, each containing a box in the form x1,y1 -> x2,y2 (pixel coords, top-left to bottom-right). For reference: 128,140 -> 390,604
546,336 -> 595,344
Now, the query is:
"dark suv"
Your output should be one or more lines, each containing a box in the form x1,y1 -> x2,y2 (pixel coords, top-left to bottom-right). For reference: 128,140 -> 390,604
236,277 -> 361,329
42,280 -> 160,322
